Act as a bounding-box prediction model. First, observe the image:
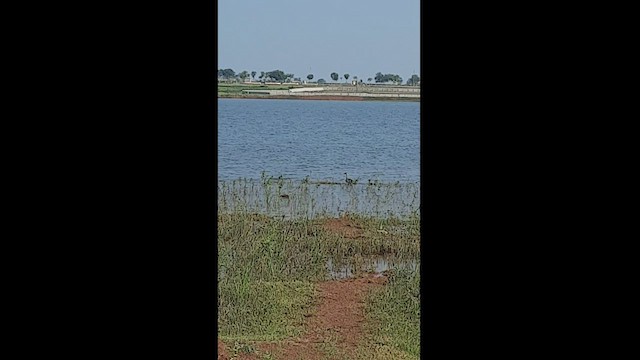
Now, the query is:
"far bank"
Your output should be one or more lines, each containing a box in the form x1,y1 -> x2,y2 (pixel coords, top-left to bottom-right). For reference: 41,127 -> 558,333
218,94 -> 419,102
218,83 -> 420,102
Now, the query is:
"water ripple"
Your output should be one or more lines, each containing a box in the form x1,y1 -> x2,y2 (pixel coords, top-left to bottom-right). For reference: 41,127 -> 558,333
218,99 -> 420,182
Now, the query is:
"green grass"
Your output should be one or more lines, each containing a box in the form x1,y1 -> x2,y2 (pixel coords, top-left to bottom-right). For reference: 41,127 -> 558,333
362,268 -> 421,358
325,213 -> 420,258
217,212 -> 420,283
218,212 -> 420,346
218,213 -> 329,282
218,280 -> 316,341
218,83 -> 301,95
217,178 -> 421,354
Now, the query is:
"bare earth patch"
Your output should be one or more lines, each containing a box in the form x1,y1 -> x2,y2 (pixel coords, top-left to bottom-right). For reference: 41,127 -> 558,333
217,339 -> 229,360
321,216 -> 365,239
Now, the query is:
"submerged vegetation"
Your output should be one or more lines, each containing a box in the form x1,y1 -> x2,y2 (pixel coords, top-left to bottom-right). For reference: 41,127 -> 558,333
218,174 -> 420,359
218,173 -> 420,219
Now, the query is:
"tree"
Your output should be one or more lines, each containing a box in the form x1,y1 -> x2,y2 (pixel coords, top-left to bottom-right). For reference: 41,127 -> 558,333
344,74 -> 350,82
407,74 -> 420,86
368,78 -> 373,83
307,74 -> 314,81
218,68 -> 236,80
258,71 -> 265,80
266,70 -> 286,82
285,73 -> 295,82
251,71 -> 257,80
238,71 -> 249,81
374,72 -> 402,84
317,78 -> 326,84
330,72 -> 339,82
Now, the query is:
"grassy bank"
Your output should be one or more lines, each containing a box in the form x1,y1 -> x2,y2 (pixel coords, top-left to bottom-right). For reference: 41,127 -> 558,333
359,268 -> 421,359
218,279 -> 315,341
218,94 -> 420,102
217,83 -> 420,102
218,83 -> 301,95
218,179 -> 420,358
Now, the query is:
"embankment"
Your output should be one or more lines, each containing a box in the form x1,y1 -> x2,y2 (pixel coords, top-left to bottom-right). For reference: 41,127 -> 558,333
218,94 -> 419,102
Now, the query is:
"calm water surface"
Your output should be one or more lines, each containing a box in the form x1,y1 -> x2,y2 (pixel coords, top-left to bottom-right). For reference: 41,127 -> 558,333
218,99 -> 420,182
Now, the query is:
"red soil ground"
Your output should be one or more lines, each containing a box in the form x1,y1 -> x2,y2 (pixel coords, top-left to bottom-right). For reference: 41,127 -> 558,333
217,339 -> 229,360
321,216 -> 365,239
218,273 -> 387,360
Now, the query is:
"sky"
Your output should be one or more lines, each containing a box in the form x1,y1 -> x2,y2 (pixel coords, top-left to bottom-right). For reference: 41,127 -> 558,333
218,0 -> 420,83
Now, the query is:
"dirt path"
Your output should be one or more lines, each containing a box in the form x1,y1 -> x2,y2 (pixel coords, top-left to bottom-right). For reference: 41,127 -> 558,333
218,340 -> 229,360
218,273 -> 387,360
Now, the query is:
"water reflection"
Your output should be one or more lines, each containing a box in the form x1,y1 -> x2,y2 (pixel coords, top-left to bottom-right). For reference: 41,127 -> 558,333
326,257 -> 419,280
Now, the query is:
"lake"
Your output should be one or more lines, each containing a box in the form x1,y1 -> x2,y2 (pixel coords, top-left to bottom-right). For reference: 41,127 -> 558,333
218,98 -> 420,218
218,98 -> 420,183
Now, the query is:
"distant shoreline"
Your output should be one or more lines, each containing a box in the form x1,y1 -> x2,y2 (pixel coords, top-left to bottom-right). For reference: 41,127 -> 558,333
218,94 -> 419,102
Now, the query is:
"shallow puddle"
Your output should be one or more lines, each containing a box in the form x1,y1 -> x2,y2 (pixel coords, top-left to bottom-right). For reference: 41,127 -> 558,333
326,256 -> 419,279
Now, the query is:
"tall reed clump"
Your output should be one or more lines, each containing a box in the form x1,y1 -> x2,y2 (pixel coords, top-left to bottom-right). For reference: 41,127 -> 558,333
218,175 -> 420,219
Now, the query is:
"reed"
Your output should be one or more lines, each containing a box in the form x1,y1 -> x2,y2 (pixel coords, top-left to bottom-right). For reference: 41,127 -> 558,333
218,175 -> 420,219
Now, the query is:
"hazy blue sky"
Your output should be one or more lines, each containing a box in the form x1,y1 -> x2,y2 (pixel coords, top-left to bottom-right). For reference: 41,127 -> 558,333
218,0 -> 420,82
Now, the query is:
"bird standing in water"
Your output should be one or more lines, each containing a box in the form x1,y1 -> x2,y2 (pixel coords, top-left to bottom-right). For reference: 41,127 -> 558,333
344,172 -> 354,185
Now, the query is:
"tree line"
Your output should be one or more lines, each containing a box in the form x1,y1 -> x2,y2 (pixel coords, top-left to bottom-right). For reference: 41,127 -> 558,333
218,68 -> 420,86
